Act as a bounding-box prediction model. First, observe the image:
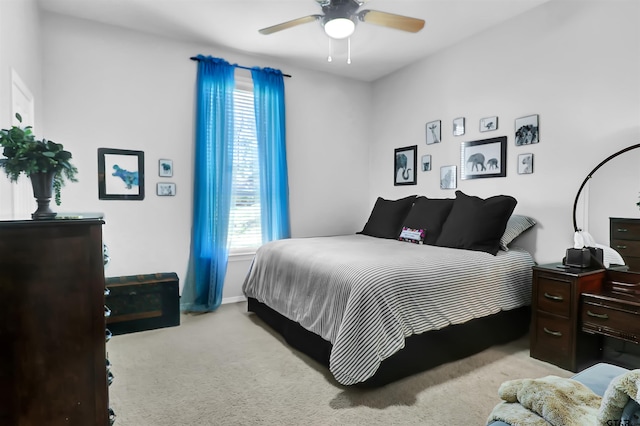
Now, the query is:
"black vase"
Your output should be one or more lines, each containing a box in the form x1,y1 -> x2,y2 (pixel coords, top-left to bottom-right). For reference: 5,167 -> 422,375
30,171 -> 57,220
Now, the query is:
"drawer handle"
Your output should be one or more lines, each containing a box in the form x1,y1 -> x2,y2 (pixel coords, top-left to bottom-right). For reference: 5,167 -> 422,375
129,291 -> 138,296
104,306 -> 111,318
587,310 -> 609,320
615,245 -> 628,250
106,328 -> 113,343
104,288 -> 111,297
617,228 -> 629,232
544,292 -> 564,302
543,327 -> 562,337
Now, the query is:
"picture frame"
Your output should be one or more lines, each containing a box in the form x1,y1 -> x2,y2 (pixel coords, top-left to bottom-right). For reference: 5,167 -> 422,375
98,148 -> 145,200
480,116 -> 498,132
453,117 -> 465,136
394,145 -> 417,186
158,159 -> 173,177
421,154 -> 432,172
518,153 -> 534,174
157,182 -> 176,196
515,114 -> 539,145
440,165 -> 457,189
460,136 -> 507,180
425,120 -> 441,144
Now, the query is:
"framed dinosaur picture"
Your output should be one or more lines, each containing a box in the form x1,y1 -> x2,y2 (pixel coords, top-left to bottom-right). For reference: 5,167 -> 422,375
460,136 -> 507,180
98,148 -> 145,200
394,145 -> 417,186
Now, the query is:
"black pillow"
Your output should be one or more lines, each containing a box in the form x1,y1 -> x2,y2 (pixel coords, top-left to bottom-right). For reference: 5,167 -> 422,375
359,195 -> 417,239
401,196 -> 454,245
435,191 -> 517,255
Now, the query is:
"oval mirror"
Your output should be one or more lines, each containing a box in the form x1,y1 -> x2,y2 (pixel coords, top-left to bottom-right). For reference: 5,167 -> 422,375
574,143 -> 640,270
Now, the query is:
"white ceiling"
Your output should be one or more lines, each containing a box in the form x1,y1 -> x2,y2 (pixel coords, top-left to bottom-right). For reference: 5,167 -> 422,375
37,0 -> 551,82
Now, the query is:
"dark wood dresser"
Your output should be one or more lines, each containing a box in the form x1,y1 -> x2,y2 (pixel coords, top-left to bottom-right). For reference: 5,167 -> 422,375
0,218 -> 112,425
531,263 -> 640,372
582,270 -> 640,346
610,217 -> 640,271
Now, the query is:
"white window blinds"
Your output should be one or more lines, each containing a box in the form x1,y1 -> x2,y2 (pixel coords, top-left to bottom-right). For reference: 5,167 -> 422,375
228,83 -> 262,251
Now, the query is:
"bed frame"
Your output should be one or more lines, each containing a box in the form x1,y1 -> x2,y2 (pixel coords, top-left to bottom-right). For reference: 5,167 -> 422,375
247,297 -> 530,387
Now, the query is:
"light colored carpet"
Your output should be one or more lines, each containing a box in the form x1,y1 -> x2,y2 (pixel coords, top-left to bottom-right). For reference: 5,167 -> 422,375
107,302 -> 571,426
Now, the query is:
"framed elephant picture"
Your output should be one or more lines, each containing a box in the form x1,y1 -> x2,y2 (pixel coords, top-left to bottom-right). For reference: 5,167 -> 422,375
460,136 -> 507,180
394,145 -> 417,186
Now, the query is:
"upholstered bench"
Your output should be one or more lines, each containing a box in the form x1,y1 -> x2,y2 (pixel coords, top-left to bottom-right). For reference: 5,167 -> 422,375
488,363 -> 635,426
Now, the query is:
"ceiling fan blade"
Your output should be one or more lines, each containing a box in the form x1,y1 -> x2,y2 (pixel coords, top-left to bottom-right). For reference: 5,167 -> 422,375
358,10 -> 425,33
259,15 -> 321,35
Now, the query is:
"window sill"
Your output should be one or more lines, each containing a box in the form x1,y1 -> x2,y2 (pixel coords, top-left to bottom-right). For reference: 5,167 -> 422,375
228,250 -> 257,262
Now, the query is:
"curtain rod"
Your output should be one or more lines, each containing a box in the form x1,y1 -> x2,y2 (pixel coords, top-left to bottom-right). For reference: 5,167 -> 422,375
189,56 -> 291,78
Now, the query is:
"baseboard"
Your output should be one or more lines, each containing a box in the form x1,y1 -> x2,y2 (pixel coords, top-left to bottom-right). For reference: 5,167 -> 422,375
222,295 -> 247,305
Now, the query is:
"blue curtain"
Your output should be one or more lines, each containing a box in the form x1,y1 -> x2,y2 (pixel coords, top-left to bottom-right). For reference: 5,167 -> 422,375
181,56 -> 235,312
251,67 -> 291,242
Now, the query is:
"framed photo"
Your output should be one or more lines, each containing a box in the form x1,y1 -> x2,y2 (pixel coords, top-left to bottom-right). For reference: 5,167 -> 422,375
425,120 -> 441,144
453,117 -> 465,136
421,154 -> 432,172
515,114 -> 539,145
440,165 -> 457,189
98,148 -> 145,200
394,145 -> 417,186
460,136 -> 507,180
159,159 -> 173,177
480,116 -> 498,132
518,153 -> 534,174
157,182 -> 176,196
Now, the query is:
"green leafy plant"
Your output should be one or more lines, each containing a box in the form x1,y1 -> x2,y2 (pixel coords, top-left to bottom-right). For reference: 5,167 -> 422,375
0,113 -> 78,205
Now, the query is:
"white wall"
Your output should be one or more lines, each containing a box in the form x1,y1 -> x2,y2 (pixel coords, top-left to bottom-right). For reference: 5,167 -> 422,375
38,13 -> 372,300
369,0 -> 640,264
0,0 -> 43,217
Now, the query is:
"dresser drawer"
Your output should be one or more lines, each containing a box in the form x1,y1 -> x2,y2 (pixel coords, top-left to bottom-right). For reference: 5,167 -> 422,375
536,278 -> 571,317
532,313 -> 572,365
582,296 -> 640,343
611,239 -> 640,258
611,220 -> 640,240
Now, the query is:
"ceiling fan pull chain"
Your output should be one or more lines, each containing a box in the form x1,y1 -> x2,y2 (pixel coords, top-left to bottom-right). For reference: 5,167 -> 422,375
347,37 -> 351,65
327,38 -> 333,62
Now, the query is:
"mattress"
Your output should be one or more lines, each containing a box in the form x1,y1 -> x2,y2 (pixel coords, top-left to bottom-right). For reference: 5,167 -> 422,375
242,234 -> 535,385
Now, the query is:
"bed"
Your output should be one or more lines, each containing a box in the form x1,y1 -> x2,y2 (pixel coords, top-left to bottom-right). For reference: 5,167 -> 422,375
243,191 -> 538,387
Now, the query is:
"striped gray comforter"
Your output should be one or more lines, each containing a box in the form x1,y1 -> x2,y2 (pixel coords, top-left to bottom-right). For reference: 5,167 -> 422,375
242,234 -> 535,385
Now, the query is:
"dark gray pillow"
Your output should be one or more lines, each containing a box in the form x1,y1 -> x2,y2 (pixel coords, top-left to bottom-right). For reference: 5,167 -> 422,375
436,191 -> 517,255
401,196 -> 455,245
359,195 -> 416,239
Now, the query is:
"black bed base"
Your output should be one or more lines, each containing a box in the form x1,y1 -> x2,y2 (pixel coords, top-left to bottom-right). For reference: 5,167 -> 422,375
247,297 -> 530,387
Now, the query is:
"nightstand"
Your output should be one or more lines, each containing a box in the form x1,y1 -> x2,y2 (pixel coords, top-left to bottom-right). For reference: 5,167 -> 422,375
530,263 -> 604,371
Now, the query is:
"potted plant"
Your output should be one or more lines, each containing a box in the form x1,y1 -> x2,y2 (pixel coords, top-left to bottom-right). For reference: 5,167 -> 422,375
0,113 -> 78,219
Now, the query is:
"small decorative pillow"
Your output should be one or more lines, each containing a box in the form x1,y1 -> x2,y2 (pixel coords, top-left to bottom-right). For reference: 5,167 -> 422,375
398,227 -> 425,244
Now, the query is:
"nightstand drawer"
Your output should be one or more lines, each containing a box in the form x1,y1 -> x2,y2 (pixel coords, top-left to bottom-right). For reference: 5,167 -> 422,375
537,278 -> 571,317
532,314 -> 572,365
582,296 -> 640,343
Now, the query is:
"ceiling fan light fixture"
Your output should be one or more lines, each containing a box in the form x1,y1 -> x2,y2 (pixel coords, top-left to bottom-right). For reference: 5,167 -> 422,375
323,17 -> 355,39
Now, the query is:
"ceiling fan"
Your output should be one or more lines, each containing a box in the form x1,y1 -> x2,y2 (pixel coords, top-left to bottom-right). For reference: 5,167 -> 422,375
258,0 -> 425,40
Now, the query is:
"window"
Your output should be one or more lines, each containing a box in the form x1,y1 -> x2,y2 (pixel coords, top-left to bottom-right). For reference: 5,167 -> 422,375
228,79 -> 262,251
